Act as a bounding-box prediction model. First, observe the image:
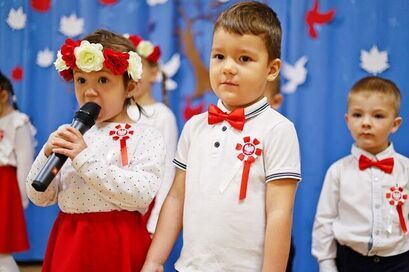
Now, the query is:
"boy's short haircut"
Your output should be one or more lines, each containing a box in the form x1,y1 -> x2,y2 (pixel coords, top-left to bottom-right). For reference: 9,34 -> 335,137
214,1 -> 282,61
348,76 -> 401,116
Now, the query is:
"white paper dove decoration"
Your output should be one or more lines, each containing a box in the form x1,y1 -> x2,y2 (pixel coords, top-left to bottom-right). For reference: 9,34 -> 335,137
147,0 -> 167,6
6,8 -> 26,30
59,14 -> 84,37
281,56 -> 308,94
360,45 -> 389,75
156,53 -> 181,91
36,48 -> 54,68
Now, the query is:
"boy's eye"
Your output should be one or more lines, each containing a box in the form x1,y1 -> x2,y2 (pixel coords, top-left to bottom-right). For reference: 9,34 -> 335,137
374,114 -> 385,119
76,77 -> 86,84
351,112 -> 361,118
239,56 -> 251,62
98,77 -> 109,84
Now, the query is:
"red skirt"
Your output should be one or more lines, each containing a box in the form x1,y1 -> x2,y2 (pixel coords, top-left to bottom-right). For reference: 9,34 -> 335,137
42,210 -> 151,272
0,166 -> 29,253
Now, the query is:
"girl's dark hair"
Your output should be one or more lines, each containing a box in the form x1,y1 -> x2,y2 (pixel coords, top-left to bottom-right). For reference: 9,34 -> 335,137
160,70 -> 169,106
0,71 -> 18,110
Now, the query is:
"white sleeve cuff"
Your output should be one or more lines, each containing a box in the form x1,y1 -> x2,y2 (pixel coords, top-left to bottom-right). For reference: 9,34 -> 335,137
319,259 -> 338,272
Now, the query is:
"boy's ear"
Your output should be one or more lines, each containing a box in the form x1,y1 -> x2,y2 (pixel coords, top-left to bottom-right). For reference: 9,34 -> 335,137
391,116 -> 402,134
267,58 -> 281,82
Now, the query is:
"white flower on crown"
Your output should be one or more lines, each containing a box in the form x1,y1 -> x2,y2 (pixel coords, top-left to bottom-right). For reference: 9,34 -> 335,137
74,41 -> 104,73
136,40 -> 154,58
127,51 -> 143,80
54,51 -> 69,72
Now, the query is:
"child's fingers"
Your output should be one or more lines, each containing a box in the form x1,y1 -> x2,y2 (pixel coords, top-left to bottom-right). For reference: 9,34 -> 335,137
56,127 -> 83,142
52,137 -> 75,150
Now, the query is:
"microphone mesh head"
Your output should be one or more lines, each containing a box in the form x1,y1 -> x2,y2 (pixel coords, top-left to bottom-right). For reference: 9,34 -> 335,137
74,102 -> 101,127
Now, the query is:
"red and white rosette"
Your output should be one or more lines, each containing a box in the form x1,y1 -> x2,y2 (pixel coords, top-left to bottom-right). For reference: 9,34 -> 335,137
235,136 -> 262,200
109,124 -> 134,166
386,186 -> 408,234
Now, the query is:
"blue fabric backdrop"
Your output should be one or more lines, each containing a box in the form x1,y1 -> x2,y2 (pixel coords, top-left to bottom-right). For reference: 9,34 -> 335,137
1,0 -> 408,271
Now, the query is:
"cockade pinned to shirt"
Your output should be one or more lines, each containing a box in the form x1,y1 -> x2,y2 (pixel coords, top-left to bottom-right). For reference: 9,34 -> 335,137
236,136 -> 262,200
109,124 -> 134,166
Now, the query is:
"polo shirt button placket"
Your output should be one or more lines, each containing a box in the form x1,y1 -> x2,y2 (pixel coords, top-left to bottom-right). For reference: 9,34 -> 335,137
214,142 -> 220,148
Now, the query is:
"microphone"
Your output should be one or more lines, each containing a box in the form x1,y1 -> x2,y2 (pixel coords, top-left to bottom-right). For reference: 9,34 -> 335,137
31,102 -> 101,192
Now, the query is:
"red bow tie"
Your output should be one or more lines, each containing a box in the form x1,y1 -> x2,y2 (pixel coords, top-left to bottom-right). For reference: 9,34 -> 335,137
359,155 -> 394,174
208,104 -> 245,131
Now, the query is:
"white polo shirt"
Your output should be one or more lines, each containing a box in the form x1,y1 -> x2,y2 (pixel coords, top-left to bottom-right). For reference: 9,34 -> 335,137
312,144 -> 409,272
173,97 -> 301,271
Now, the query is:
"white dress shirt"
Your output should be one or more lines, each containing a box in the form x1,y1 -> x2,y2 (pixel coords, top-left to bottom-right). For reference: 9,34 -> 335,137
312,144 -> 409,272
26,122 -> 165,214
0,110 -> 35,208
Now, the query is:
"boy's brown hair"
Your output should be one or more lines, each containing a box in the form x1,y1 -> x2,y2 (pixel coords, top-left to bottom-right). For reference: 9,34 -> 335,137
348,76 -> 401,116
214,1 -> 282,61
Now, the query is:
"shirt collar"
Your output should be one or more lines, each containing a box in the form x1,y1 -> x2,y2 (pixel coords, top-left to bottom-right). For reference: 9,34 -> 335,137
216,97 -> 269,120
351,143 -> 396,161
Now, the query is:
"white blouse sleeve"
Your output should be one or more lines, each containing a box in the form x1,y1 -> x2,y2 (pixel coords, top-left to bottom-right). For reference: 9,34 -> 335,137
26,147 -> 60,206
72,126 -> 166,212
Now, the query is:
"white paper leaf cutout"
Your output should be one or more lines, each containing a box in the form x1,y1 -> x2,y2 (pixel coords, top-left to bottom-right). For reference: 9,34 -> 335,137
281,56 -> 308,94
36,48 -> 54,68
147,0 -> 167,6
59,14 -> 84,37
6,8 -> 26,30
156,53 -> 181,91
360,45 -> 389,75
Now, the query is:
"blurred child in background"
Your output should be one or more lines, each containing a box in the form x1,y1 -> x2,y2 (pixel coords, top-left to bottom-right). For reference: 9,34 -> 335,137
127,34 -> 179,235
0,71 -> 35,272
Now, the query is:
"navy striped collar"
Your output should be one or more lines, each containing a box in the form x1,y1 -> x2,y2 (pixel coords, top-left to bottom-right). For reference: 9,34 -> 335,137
216,97 -> 269,120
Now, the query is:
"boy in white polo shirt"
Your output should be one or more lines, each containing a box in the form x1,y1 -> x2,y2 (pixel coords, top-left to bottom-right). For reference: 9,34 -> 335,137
142,2 -> 301,271
312,76 -> 409,272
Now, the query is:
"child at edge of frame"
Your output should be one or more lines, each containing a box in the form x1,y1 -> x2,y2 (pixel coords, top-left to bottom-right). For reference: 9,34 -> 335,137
312,76 -> 409,272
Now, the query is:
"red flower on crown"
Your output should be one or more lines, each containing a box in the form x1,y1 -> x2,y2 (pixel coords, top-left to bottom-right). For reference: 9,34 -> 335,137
103,49 -> 130,75
61,38 -> 80,69
127,34 -> 161,64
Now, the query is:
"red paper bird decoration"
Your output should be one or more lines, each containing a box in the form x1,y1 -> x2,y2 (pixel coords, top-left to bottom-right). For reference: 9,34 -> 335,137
305,0 -> 336,39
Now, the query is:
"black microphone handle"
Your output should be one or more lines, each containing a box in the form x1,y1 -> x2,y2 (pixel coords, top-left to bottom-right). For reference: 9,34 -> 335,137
31,153 -> 68,192
31,121 -> 92,192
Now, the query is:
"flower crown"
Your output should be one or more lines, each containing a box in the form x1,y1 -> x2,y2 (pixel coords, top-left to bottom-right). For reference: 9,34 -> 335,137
54,39 -> 143,82
126,34 -> 161,64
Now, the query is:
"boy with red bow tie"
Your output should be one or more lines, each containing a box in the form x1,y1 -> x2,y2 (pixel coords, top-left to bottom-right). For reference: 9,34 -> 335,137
312,76 -> 409,272
142,2 -> 301,272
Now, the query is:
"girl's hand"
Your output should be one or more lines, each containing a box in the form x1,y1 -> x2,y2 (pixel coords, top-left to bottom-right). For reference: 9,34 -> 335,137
44,126 -> 87,160
140,262 -> 164,272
